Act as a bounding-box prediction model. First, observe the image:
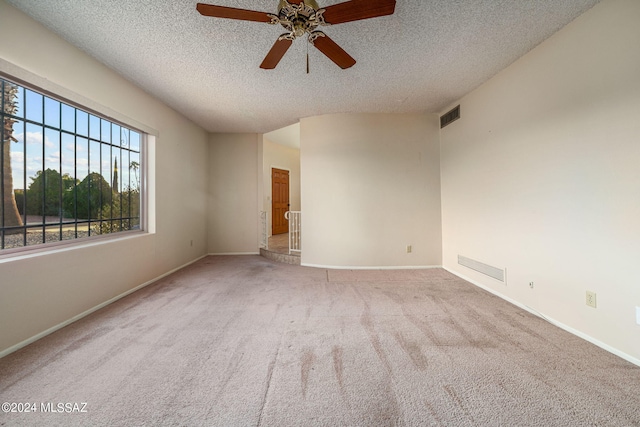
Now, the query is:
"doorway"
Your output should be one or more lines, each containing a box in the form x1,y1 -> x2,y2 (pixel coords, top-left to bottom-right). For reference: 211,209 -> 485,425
272,168 -> 290,235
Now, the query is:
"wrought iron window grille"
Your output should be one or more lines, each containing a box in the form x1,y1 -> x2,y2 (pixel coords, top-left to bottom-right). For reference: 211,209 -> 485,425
1,76 -> 142,253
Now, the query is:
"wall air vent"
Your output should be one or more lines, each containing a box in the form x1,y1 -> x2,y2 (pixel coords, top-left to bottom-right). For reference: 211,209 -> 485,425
458,255 -> 505,283
440,105 -> 460,128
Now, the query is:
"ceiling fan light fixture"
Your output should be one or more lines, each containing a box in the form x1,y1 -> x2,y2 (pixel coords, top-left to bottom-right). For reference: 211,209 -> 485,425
273,0 -> 327,40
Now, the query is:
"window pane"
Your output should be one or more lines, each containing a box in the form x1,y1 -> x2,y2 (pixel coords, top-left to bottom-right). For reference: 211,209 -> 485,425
89,140 -> 101,176
111,123 -> 122,147
25,123 -> 44,221
120,128 -> 129,148
9,119 -> 26,193
44,128 -> 61,219
44,128 -> 60,171
61,225 -> 76,241
120,149 -> 131,228
3,119 -> 24,230
61,132 -> 75,220
44,224 -> 61,244
3,81 -> 23,118
44,97 -> 60,128
26,229 -> 44,246
61,103 -> 75,133
129,151 -> 140,191
112,146 -> 122,194
76,136 -> 89,183
120,149 -> 130,192
3,231 -> 26,249
76,110 -> 88,137
89,114 -> 100,141
75,137 -> 90,222
130,130 -> 140,151
15,85 -> 25,119
89,140 -> 102,222
129,151 -> 140,229
25,89 -> 43,123
101,118 -> 111,143
101,143 -> 113,223
7,120 -> 27,248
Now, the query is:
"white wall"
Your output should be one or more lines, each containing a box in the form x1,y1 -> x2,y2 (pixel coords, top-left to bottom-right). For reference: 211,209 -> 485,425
208,133 -> 260,254
263,137 -> 301,236
0,1 -> 208,355
301,113 -> 442,268
440,0 -> 640,363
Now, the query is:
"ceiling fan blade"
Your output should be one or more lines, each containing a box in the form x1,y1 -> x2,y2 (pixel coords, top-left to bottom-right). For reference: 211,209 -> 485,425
311,34 -> 356,69
260,38 -> 294,69
322,0 -> 396,25
196,3 -> 272,23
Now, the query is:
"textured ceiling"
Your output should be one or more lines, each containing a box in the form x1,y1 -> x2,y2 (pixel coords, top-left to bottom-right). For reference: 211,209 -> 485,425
7,0 -> 600,134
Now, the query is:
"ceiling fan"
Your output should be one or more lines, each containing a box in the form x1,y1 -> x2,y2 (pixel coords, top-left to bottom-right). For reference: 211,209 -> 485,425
196,0 -> 396,70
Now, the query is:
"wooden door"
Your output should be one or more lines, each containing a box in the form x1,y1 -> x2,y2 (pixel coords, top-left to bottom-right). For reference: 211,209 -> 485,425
272,168 -> 290,235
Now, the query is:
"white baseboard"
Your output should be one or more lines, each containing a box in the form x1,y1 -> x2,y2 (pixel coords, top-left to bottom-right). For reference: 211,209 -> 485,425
208,252 -> 260,256
302,263 -> 442,270
0,254 -> 207,359
443,266 -> 640,368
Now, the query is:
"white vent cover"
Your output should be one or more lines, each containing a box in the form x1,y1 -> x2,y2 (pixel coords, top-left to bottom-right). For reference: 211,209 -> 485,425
458,255 -> 505,282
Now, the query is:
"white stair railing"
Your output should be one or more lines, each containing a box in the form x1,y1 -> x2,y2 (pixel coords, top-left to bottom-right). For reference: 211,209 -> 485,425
284,211 -> 301,254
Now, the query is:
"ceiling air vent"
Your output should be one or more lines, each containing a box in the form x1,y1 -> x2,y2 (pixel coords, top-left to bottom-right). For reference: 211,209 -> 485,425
440,105 -> 460,128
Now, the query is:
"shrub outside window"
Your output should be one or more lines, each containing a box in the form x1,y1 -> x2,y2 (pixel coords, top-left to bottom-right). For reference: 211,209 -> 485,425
1,77 -> 142,252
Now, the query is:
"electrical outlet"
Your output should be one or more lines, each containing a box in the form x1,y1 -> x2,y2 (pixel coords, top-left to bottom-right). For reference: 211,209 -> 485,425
529,282 -> 534,289
406,245 -> 412,253
190,240 -> 193,247
585,291 -> 597,308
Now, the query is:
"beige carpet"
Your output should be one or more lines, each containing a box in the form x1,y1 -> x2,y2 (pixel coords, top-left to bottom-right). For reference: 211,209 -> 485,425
1,255 -> 639,426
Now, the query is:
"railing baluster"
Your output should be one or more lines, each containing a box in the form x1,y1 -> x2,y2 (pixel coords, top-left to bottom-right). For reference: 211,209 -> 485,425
259,211 -> 268,249
287,211 -> 301,254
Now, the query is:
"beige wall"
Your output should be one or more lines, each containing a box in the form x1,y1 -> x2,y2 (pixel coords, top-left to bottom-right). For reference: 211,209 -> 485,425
263,137 -> 301,236
208,133 -> 260,254
0,1 -> 208,355
440,0 -> 640,363
300,113 -> 442,268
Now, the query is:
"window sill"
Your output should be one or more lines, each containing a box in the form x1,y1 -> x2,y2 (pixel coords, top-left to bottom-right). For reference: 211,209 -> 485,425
0,230 -> 149,264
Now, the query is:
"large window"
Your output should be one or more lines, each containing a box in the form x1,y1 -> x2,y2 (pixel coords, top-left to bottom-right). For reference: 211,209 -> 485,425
1,76 -> 142,252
